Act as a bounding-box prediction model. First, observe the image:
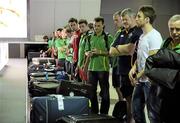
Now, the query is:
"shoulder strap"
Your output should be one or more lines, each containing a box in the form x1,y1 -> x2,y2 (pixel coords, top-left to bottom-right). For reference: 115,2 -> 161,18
64,39 -> 67,45
103,31 -> 109,51
86,31 -> 110,51
162,37 -> 172,48
85,33 -> 93,50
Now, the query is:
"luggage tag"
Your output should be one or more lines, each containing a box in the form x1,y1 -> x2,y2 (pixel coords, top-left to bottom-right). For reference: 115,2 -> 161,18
50,95 -> 64,111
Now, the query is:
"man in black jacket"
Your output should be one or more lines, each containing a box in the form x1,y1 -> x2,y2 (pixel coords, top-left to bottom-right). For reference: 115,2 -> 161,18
145,14 -> 180,123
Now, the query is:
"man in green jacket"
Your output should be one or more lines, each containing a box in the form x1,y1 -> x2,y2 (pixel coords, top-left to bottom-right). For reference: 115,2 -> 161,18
85,16 -> 113,114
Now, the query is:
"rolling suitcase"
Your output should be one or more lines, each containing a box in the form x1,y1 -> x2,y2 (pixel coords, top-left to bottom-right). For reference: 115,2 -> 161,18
56,80 -> 92,98
30,95 -> 90,123
59,114 -> 119,123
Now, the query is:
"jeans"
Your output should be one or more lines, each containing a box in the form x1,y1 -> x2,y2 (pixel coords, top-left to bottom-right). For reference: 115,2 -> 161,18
132,82 -> 151,123
88,71 -> 110,114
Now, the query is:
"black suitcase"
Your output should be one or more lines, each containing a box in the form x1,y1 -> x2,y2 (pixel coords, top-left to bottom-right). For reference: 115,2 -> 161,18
57,80 -> 92,98
28,79 -> 59,97
59,114 -> 120,123
30,96 -> 90,123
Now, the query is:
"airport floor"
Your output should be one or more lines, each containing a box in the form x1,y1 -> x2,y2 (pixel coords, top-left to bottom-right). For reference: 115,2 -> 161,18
0,59 -> 27,123
0,59 -> 149,123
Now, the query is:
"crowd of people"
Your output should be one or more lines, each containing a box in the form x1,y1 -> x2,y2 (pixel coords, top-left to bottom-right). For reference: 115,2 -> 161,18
42,5 -> 180,123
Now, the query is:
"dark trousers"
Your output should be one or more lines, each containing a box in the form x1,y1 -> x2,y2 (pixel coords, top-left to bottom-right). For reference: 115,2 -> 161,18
65,60 -> 72,74
88,71 -> 110,114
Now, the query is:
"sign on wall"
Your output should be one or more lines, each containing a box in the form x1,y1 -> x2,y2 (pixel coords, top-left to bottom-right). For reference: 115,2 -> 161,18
0,0 -> 27,38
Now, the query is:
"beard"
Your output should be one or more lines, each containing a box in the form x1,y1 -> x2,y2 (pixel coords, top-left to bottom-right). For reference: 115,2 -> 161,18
136,21 -> 145,28
137,23 -> 144,28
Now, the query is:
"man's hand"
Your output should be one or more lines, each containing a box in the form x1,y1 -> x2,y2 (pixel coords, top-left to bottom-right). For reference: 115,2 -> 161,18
85,51 -> 94,57
91,48 -> 100,55
129,67 -> 137,86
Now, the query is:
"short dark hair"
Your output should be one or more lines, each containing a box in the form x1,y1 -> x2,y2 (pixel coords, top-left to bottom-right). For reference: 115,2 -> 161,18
43,35 -> 48,40
78,19 -> 88,25
68,17 -> 78,23
88,23 -> 94,29
94,16 -> 104,24
57,28 -> 63,32
138,5 -> 156,24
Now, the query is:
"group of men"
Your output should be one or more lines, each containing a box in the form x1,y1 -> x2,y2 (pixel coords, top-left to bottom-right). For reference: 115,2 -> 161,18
45,5 -> 180,123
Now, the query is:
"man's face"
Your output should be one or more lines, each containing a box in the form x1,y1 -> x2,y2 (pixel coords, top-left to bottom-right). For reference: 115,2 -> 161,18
54,31 -> 58,38
65,31 -> 72,38
136,11 -> 146,28
168,20 -> 180,42
79,23 -> 88,33
94,21 -> 104,34
57,30 -> 62,37
43,38 -> 48,42
61,29 -> 67,38
69,21 -> 78,31
121,14 -> 133,29
113,14 -> 122,28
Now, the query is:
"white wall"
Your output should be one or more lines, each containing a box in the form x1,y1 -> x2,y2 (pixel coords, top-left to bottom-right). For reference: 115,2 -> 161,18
30,0 -> 101,40
0,43 -> 8,71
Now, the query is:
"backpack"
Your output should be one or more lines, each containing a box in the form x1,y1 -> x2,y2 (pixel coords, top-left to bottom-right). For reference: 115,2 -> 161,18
86,31 -> 110,51
56,71 -> 69,81
112,100 -> 127,121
